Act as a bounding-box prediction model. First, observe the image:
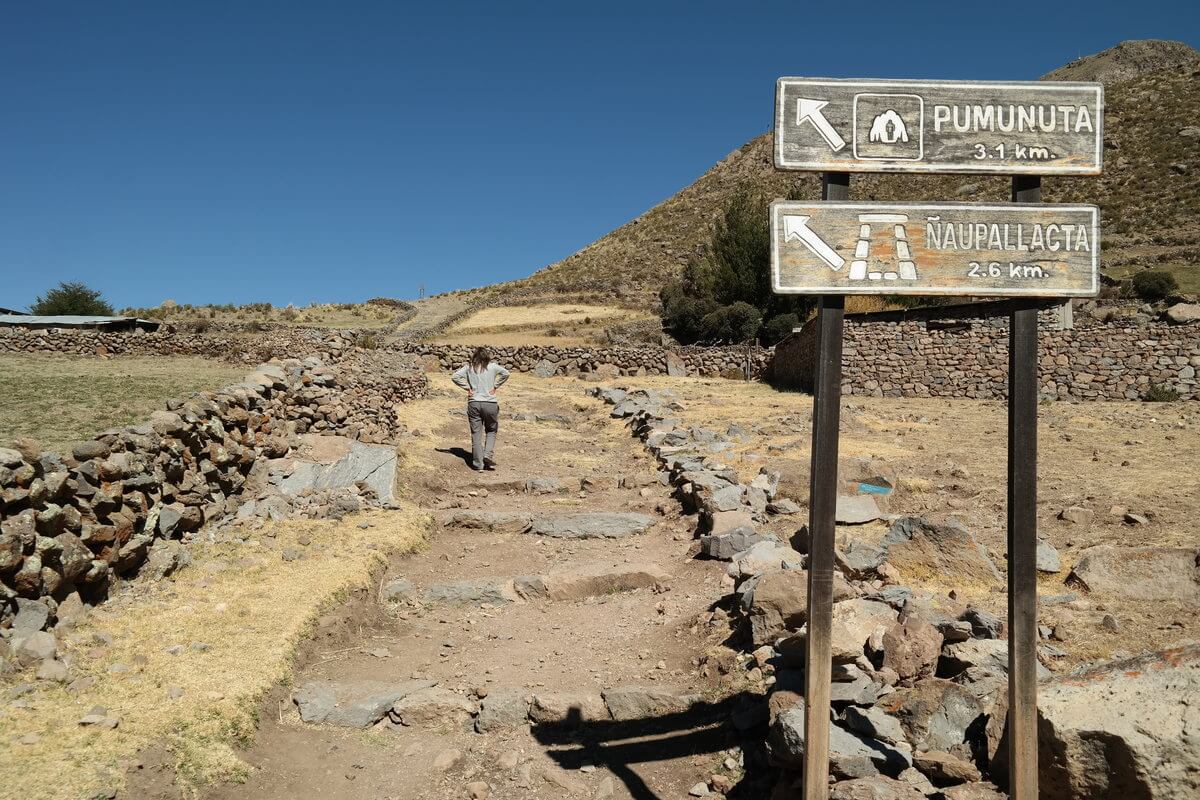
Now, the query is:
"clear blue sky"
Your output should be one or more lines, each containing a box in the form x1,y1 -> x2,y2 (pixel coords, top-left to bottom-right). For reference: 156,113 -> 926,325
2,1 -> 1197,310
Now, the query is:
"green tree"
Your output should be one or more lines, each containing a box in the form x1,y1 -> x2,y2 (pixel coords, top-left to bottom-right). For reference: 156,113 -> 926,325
30,282 -> 114,316
660,187 -> 815,344
1130,270 -> 1179,302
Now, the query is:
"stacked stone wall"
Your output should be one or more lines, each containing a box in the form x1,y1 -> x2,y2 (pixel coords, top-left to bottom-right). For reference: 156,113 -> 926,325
772,314 -> 1200,400
0,347 -> 428,623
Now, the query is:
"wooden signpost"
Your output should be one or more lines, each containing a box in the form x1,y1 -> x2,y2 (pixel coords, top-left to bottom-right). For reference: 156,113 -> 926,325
771,201 -> 1099,296
776,78 -> 1103,174
772,76 -> 1103,800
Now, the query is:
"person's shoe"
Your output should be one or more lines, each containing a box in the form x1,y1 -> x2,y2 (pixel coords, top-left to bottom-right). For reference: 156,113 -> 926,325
471,463 -> 484,471
483,458 -> 499,469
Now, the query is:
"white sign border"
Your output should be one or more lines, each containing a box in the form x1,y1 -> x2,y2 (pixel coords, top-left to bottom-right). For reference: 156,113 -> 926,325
775,78 -> 1105,175
770,200 -> 1100,297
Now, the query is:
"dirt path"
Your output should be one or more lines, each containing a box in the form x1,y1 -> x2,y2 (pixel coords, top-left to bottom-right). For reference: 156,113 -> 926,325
389,295 -> 477,342
191,377 -> 750,800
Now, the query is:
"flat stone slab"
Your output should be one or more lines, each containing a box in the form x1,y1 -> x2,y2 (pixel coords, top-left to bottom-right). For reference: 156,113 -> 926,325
293,679 -> 435,728
441,510 -> 532,532
1068,545 -> 1200,601
275,435 -> 397,502
602,686 -> 701,721
423,578 -> 521,606
526,512 -> 655,539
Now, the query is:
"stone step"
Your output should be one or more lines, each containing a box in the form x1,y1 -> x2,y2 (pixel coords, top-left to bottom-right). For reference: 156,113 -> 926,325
382,562 -> 670,607
438,510 -> 656,539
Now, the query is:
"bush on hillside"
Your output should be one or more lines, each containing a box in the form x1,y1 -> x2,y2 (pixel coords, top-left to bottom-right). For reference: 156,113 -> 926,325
759,313 -> 801,346
659,189 -> 815,344
30,282 -> 114,316
1131,270 -> 1179,302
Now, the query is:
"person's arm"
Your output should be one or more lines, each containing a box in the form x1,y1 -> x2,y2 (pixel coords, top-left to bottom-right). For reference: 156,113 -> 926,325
492,364 -> 510,390
451,365 -> 471,392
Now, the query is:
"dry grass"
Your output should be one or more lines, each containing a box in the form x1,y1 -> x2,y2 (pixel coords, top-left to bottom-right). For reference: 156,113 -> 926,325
0,355 -> 245,454
0,508 -> 430,800
124,303 -> 400,330
445,304 -> 639,333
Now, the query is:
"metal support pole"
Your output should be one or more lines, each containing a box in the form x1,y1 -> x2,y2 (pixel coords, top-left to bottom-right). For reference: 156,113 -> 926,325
803,171 -> 848,800
1008,174 -> 1040,799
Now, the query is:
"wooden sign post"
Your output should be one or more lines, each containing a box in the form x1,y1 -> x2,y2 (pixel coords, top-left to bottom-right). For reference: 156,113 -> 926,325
772,77 -> 1103,800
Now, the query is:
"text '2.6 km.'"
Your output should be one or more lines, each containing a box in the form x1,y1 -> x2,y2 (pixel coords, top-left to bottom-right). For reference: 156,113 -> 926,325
776,78 -> 1103,174
771,201 -> 1099,297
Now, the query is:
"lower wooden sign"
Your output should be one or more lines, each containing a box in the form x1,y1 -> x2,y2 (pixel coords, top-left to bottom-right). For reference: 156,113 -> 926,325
771,201 -> 1098,297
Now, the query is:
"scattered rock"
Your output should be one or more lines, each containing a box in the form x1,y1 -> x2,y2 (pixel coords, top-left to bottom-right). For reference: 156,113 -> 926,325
770,700 -> 911,777
1057,506 -> 1094,525
533,359 -> 556,378
829,776 -> 926,800
836,495 -> 882,525
432,748 -> 463,772
830,599 -> 899,663
1068,545 -> 1200,601
700,527 -> 774,560
1165,302 -> 1200,324
465,781 -> 491,799
911,750 -> 981,786
880,617 -> 943,682
873,678 -> 986,754
842,705 -> 907,746
13,599 -> 50,633
1036,540 -> 1062,574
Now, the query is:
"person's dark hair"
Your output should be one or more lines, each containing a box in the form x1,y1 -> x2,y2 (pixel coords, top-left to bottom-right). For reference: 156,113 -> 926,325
470,346 -> 491,372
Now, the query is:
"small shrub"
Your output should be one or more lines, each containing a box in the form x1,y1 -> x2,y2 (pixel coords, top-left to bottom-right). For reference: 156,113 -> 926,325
1131,270 -> 1179,302
699,302 -> 762,344
355,332 -> 382,349
1145,383 -> 1179,402
760,313 -> 800,346
280,305 -> 299,321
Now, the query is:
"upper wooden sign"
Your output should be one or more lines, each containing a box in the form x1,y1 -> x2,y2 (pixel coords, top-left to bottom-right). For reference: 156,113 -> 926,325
776,78 -> 1103,175
771,201 -> 1099,297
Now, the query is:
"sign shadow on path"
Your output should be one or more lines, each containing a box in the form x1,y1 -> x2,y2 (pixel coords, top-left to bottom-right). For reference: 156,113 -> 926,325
531,694 -> 770,800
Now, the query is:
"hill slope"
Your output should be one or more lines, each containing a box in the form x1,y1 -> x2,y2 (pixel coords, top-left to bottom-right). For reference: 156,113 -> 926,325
486,39 -> 1200,305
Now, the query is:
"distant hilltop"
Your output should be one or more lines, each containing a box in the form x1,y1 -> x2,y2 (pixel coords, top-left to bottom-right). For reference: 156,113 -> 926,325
470,39 -> 1200,309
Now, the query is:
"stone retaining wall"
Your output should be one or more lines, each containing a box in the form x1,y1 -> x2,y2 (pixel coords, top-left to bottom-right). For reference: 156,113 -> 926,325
399,342 -> 772,379
772,311 -> 1200,401
0,351 -> 428,624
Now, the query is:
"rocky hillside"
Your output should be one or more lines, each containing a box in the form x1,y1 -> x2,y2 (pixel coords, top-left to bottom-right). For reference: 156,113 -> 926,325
487,39 -> 1200,305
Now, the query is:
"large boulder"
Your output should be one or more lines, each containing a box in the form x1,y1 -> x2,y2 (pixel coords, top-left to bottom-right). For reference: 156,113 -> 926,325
276,435 -> 398,502
1068,546 -> 1200,601
883,517 -> 1001,584
1014,645 -> 1200,799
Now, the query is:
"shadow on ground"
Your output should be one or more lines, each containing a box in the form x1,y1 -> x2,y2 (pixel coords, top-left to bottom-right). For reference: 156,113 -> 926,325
532,694 -> 773,800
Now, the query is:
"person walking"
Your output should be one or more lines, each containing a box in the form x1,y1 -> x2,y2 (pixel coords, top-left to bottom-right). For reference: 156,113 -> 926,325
451,347 -> 510,471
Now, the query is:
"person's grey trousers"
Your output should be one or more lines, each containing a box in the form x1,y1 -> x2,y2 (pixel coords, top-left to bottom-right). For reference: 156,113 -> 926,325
467,400 -> 500,469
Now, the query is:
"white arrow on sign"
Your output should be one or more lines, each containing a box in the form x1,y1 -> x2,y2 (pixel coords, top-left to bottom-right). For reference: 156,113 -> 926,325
795,98 -> 846,152
783,215 -> 845,271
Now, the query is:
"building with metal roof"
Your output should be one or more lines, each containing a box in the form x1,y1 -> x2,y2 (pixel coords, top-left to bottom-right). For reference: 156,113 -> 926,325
0,315 -> 161,332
